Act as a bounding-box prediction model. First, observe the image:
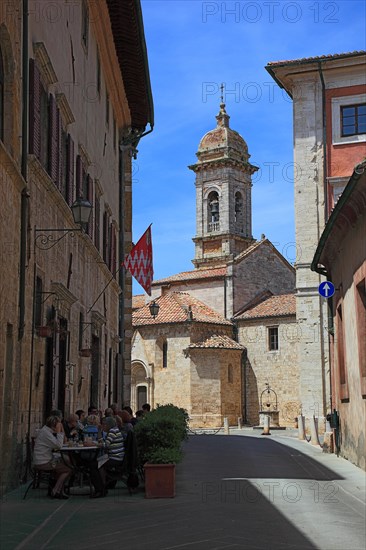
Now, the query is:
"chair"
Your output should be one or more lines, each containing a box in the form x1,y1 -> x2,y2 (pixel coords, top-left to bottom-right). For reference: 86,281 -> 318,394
23,465 -> 56,500
105,431 -> 140,495
23,437 -> 57,500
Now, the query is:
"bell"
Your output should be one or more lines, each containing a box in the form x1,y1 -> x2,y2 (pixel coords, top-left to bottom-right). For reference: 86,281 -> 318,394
210,200 -> 219,214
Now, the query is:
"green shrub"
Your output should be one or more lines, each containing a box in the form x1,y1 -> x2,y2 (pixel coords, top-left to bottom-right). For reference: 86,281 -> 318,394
135,403 -> 189,464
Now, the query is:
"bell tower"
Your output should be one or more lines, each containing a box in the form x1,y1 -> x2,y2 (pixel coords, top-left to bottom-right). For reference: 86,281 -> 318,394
189,101 -> 258,268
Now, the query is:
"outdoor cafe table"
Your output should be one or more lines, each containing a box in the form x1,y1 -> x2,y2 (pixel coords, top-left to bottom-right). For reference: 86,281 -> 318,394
60,444 -> 105,495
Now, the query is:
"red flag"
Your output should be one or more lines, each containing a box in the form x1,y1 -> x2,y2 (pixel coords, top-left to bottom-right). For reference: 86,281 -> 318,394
123,225 -> 153,295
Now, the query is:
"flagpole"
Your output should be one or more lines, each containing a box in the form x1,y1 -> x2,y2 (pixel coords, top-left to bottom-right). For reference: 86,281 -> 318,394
87,265 -> 125,314
88,223 -> 153,313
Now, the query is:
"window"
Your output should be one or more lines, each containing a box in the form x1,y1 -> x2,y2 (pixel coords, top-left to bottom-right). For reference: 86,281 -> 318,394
336,301 -> 348,401
79,312 -> 84,351
40,86 -> 49,170
81,0 -> 89,49
341,104 -> 366,137
268,327 -> 278,351
163,341 -> 168,369
208,191 -> 220,232
94,194 -> 100,251
331,94 -> 366,145
354,272 -> 366,396
96,48 -> 101,95
0,44 -> 4,141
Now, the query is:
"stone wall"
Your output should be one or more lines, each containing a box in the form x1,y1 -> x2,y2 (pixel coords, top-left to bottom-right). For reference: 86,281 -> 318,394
131,323 -> 243,428
232,241 -> 295,317
0,1 -> 133,492
237,316 -> 300,427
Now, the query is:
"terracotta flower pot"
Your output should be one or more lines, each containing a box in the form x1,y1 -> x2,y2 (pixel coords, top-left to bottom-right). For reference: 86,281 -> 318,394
144,463 -> 176,498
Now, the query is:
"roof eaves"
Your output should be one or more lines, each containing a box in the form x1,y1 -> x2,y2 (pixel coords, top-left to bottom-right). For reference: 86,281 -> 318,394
311,160 -> 366,276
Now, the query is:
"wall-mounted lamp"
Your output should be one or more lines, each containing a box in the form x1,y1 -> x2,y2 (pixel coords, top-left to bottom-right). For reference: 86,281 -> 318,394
149,300 -> 160,319
34,198 -> 92,250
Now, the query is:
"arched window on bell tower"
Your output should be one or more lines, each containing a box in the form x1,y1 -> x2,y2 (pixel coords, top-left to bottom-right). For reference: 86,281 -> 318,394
235,192 -> 244,233
208,191 -> 220,232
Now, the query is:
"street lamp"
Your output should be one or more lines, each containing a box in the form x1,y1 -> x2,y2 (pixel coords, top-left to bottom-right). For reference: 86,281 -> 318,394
34,198 -> 93,250
148,300 -> 160,319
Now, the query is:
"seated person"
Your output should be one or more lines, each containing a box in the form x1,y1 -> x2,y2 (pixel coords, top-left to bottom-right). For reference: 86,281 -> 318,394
119,410 -> 134,434
102,416 -> 125,474
104,407 -> 114,418
75,409 -> 86,430
122,406 -> 138,426
62,413 -> 80,440
33,415 -> 72,499
88,416 -> 125,498
82,414 -> 101,442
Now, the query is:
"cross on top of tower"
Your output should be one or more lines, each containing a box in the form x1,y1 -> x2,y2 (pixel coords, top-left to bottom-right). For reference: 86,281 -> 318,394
216,84 -> 229,128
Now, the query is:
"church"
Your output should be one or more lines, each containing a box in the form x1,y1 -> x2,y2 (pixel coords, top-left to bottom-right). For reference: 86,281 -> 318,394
131,102 -> 300,428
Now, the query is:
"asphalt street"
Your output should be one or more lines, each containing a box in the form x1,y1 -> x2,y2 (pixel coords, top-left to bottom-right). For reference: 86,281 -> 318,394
1,429 -> 365,550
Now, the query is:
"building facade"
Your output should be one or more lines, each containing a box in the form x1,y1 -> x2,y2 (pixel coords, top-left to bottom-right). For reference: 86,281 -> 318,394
266,51 -> 366,429
0,0 -> 153,491
312,161 -> 366,469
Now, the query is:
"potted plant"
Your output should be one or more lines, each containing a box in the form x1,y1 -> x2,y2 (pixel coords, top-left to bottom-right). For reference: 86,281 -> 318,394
134,404 -> 189,498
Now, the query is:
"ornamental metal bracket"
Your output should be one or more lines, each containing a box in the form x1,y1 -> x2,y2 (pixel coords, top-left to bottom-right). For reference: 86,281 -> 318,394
34,228 -> 78,250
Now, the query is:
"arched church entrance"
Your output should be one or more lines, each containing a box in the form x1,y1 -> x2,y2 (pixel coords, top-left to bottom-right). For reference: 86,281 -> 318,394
131,361 -> 152,412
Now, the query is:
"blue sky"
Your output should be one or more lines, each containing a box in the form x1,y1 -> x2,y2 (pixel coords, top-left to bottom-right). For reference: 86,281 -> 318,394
132,0 -> 366,294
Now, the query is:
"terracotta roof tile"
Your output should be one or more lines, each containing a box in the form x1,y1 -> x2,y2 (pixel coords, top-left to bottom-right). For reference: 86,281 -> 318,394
152,266 -> 227,285
189,334 -> 244,350
133,292 -> 232,327
235,293 -> 296,320
132,294 -> 146,310
267,51 -> 366,67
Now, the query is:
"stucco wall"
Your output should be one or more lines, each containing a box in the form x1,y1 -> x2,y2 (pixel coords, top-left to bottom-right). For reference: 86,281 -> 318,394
330,215 -> 366,470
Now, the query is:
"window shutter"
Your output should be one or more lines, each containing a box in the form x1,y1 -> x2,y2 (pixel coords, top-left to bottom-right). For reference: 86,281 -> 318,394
76,155 -> 83,198
66,135 -> 74,206
87,175 -> 93,238
94,195 -> 100,250
48,94 -> 59,185
110,224 -> 116,274
29,59 -> 41,159
57,109 -> 62,188
103,211 -> 109,263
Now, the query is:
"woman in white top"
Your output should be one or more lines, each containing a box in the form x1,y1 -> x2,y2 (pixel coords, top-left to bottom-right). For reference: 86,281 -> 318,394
33,415 -> 72,499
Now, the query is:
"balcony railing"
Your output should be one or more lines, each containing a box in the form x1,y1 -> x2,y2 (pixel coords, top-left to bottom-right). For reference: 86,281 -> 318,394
208,222 -> 220,232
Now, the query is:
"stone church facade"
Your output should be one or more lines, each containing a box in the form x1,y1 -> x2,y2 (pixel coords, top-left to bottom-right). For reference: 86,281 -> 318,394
132,103 -> 299,428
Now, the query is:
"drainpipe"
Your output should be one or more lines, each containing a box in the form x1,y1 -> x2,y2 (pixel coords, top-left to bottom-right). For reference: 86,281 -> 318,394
119,125 -> 153,406
318,62 -> 328,222
18,0 -> 29,340
118,141 -> 126,407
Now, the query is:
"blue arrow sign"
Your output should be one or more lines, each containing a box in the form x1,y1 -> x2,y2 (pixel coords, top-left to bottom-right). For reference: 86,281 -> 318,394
318,281 -> 335,298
